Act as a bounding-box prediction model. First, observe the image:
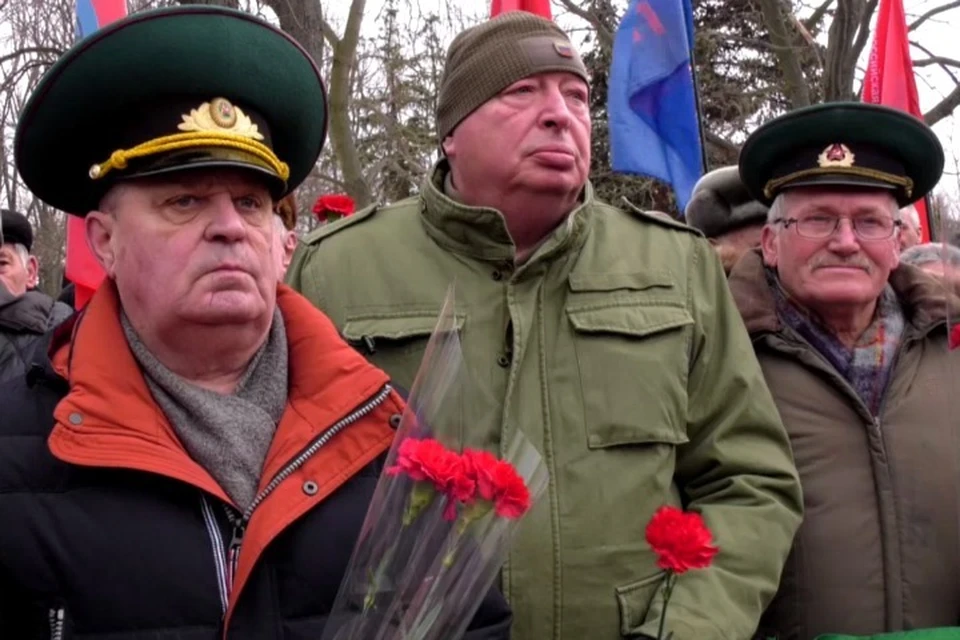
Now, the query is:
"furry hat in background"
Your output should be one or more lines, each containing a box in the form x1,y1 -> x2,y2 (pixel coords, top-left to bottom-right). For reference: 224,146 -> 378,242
685,166 -> 768,239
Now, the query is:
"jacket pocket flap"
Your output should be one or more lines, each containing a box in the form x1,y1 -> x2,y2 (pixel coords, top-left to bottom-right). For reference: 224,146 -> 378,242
615,571 -> 666,636
567,305 -> 692,338
342,313 -> 464,341
569,271 -> 675,293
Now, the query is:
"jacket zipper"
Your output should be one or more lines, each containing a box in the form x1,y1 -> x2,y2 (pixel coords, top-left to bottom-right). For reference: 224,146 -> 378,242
202,384 -> 393,605
48,607 -> 64,640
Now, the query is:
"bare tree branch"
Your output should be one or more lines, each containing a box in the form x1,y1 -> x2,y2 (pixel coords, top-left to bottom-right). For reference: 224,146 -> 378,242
925,84 -> 960,127
909,0 -> 960,31
326,0 -> 371,205
755,0 -> 811,107
911,39 -> 960,85
0,46 -> 64,67
555,0 -> 614,51
846,0 -> 881,87
913,56 -> 960,69
320,17 -> 341,48
802,0 -> 834,31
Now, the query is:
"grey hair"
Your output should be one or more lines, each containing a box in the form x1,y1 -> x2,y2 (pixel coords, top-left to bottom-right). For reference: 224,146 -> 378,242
766,190 -> 901,225
900,242 -> 960,268
900,204 -> 920,230
2,242 -> 31,267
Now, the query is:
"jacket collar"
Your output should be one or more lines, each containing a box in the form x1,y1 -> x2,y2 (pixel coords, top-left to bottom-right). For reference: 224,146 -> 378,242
419,160 -> 595,266
728,248 -> 960,338
0,289 -> 56,334
47,282 -> 392,502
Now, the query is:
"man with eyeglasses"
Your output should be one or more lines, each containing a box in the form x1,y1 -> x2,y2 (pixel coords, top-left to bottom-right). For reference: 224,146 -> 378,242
727,102 -> 960,639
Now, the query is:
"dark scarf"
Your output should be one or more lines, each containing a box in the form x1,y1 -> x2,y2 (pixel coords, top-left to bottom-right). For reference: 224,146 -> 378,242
768,268 -> 905,416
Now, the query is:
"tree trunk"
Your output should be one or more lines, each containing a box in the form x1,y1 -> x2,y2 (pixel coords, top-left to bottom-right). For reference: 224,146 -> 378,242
263,0 -> 324,70
326,0 -> 372,206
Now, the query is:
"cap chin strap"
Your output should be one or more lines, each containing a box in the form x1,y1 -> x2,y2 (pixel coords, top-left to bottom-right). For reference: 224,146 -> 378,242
763,166 -> 913,200
88,131 -> 289,182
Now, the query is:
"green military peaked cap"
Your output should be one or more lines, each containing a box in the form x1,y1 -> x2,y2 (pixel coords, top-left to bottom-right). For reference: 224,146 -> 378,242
739,102 -> 943,207
15,5 -> 327,216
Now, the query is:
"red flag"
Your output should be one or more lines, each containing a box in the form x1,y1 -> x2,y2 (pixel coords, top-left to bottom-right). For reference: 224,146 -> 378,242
68,0 -> 129,309
861,0 -> 931,241
490,0 -> 553,19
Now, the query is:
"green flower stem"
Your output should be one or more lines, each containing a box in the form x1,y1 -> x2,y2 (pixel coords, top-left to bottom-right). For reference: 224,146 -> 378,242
364,482 -> 438,611
656,572 -> 676,640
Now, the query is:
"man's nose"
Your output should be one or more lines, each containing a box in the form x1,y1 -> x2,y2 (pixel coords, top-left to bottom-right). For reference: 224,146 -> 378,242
539,87 -> 573,130
827,218 -> 861,253
205,195 -> 248,241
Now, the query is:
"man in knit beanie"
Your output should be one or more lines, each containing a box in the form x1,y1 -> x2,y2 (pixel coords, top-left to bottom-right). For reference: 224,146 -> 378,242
289,12 -> 802,640
685,165 -> 768,274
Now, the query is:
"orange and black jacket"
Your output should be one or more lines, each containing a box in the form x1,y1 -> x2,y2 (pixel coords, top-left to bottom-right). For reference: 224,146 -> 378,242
0,284 -> 511,639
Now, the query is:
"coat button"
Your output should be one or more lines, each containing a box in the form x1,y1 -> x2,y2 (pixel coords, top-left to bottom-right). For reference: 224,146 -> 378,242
497,354 -> 510,368
68,413 -> 83,425
492,270 -> 503,281
389,414 -> 403,429
302,480 -> 319,496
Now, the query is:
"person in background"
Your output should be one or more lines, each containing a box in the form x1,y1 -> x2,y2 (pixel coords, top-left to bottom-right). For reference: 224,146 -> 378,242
898,203 -> 921,251
729,102 -> 960,639
0,207 -> 72,384
900,241 -> 960,291
685,165 -> 768,274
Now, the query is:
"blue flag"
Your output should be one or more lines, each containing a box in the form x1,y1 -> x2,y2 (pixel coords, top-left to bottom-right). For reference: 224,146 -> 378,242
607,0 -> 704,212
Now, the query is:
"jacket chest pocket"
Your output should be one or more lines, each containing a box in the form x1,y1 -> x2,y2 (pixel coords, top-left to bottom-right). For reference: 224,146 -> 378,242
566,299 -> 692,449
342,312 -> 464,394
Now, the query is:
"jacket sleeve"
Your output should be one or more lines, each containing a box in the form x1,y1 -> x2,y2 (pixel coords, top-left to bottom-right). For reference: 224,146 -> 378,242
639,239 -> 803,639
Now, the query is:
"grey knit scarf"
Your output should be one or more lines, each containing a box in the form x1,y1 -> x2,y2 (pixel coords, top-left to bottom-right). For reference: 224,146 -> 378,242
122,311 -> 288,509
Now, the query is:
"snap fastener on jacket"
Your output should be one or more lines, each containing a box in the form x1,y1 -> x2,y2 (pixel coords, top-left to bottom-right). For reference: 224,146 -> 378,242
497,354 -> 510,368
68,413 -> 83,425
302,480 -> 319,496
389,414 -> 402,429
492,270 -> 503,281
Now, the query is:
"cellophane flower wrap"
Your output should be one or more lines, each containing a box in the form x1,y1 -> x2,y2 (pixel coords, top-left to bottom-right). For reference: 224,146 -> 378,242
321,288 -> 549,640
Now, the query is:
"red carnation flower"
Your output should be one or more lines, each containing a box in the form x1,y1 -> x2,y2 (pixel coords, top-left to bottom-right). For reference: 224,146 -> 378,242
462,448 -> 531,519
388,438 -> 475,521
950,324 -> 960,350
645,506 -> 718,574
312,194 -> 355,220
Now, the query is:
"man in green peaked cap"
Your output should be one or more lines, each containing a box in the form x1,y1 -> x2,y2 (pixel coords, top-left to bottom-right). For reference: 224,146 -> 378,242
728,102 -> 960,639
0,6 -> 513,639
288,10 -> 803,640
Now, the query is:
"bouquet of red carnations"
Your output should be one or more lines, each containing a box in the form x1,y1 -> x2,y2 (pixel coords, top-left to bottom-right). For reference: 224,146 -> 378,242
321,288 -> 548,640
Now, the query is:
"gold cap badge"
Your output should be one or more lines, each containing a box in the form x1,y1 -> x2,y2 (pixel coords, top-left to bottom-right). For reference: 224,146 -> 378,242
179,98 -> 263,140
817,143 -> 855,168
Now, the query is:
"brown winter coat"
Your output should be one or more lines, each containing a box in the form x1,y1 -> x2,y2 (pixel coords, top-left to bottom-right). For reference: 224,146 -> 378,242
728,249 -> 960,639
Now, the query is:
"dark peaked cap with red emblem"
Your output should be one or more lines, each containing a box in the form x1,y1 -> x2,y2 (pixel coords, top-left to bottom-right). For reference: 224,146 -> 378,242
14,5 -> 327,216
738,102 -> 943,207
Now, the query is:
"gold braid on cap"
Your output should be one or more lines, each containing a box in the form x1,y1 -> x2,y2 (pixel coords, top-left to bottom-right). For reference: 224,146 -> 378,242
88,99 -> 290,182
763,166 -> 914,200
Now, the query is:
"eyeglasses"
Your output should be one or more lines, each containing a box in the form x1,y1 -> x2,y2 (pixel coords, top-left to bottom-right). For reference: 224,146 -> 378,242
774,215 -> 902,240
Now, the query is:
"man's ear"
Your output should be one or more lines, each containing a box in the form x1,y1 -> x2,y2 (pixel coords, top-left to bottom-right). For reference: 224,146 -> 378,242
85,211 -> 118,277
760,224 -> 779,268
26,255 -> 39,288
282,231 -> 297,270
441,135 -> 455,158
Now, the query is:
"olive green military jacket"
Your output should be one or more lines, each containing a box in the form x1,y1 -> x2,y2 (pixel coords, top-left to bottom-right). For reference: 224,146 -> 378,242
287,164 -> 803,640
